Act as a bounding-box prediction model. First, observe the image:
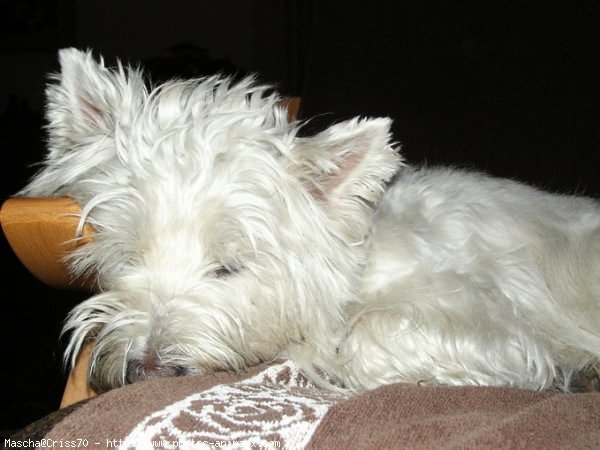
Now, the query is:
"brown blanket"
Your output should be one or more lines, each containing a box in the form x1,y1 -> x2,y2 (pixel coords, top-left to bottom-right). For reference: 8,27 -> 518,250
9,361 -> 600,449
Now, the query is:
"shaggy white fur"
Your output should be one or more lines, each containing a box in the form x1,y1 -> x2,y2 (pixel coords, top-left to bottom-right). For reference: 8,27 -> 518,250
20,48 -> 600,392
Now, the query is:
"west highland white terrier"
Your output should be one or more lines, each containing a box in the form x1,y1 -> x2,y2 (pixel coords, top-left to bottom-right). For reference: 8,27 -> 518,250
18,48 -> 600,393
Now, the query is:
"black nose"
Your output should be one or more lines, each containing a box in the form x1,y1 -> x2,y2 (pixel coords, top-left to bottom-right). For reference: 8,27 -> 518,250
126,355 -> 188,384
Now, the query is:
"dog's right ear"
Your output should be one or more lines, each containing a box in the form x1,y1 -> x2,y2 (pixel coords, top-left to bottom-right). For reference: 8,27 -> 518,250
46,48 -> 144,148
288,117 -> 403,243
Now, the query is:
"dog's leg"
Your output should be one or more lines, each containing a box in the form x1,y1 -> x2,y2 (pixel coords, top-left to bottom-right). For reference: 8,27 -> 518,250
337,270 -> 564,391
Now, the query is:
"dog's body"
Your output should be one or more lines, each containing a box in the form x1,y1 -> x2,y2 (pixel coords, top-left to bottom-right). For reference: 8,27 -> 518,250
20,48 -> 600,392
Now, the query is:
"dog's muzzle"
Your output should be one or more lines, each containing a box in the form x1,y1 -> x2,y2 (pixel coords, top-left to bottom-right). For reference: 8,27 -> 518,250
125,350 -> 188,384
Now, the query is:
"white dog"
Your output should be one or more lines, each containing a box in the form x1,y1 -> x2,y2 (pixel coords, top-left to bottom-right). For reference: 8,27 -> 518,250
19,48 -> 600,393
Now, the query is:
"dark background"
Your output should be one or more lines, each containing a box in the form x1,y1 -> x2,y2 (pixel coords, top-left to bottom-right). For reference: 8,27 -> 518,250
1,0 -> 599,436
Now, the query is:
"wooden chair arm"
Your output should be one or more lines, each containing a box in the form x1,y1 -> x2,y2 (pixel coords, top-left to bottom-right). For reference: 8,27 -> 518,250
0,197 -> 94,290
0,197 -> 99,406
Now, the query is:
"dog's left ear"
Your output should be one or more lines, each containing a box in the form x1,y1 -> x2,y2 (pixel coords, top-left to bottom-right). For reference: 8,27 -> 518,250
290,117 -> 403,242
46,48 -> 144,150
18,48 -> 146,196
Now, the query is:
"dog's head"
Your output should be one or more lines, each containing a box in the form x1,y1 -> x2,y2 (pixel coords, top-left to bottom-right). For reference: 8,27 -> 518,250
23,48 -> 402,390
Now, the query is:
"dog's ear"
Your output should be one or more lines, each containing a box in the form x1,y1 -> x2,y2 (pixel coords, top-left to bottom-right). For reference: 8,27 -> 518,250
46,48 -> 143,143
290,117 -> 403,242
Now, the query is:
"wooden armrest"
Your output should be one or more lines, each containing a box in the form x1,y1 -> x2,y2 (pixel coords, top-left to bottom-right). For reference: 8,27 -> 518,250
0,197 -> 94,290
60,341 -> 99,408
280,96 -> 301,123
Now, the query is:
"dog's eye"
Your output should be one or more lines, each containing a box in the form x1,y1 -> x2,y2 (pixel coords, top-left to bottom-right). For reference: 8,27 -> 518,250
214,265 -> 238,278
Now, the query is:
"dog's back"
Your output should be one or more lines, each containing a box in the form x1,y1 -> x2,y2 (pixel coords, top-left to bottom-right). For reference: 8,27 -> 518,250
340,165 -> 600,390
